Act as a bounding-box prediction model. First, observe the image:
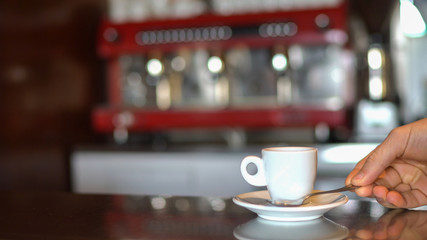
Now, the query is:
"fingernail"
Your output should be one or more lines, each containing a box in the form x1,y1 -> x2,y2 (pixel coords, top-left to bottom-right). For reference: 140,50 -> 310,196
354,172 -> 364,182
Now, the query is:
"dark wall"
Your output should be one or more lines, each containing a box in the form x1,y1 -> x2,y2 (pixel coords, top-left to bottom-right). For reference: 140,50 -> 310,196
0,0 -> 107,191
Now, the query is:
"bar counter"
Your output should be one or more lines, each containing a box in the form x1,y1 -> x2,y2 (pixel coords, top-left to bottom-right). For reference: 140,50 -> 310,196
0,191 -> 425,239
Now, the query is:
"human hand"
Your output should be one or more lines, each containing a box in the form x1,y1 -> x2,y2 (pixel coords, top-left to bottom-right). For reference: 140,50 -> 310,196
353,209 -> 427,240
346,118 -> 427,208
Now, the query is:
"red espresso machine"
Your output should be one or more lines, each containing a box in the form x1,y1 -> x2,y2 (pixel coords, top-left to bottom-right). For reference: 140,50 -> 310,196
92,0 -> 355,145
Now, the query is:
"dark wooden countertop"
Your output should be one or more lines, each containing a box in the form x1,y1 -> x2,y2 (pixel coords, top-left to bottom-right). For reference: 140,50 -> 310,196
0,191 -> 425,239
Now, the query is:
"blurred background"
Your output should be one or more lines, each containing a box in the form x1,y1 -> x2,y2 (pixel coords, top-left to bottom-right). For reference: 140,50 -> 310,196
0,0 -> 426,197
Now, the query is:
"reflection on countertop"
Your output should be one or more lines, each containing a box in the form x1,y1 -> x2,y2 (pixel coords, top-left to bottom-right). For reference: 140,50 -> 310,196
234,217 -> 349,240
348,209 -> 427,240
1,191 -> 425,239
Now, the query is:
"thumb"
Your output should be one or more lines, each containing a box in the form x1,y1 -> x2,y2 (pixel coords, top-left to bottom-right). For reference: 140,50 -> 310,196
352,128 -> 409,186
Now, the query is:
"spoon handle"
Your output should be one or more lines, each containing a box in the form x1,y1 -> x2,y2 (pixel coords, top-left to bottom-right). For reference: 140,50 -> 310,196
309,184 -> 358,197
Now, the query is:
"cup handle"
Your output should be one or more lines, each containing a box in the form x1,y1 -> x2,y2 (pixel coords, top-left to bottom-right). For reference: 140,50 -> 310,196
240,156 -> 266,187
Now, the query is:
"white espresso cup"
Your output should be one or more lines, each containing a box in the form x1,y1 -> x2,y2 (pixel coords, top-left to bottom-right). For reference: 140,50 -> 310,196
240,147 -> 317,204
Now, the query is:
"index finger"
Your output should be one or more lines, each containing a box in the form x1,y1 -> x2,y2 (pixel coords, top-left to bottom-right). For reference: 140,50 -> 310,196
351,127 -> 410,186
345,157 -> 366,185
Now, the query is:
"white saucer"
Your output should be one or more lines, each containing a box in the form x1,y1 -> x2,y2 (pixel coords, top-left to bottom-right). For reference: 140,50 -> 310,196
233,190 -> 348,221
